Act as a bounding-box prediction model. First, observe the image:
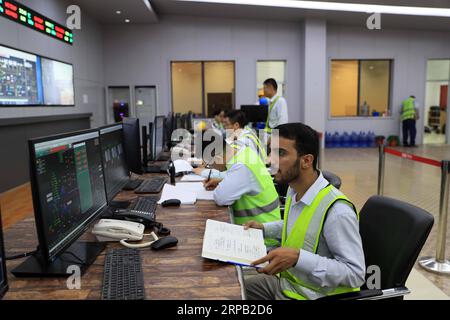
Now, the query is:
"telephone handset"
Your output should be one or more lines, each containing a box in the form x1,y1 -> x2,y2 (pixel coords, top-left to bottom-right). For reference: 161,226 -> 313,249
92,219 -> 145,242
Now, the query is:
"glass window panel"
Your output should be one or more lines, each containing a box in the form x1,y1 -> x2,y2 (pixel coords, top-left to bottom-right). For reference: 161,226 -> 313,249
204,61 -> 235,117
359,60 -> 391,116
257,61 -> 286,97
330,60 -> 358,117
171,62 -> 202,114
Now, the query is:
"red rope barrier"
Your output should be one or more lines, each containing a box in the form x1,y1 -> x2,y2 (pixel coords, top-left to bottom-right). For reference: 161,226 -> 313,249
384,147 -> 441,168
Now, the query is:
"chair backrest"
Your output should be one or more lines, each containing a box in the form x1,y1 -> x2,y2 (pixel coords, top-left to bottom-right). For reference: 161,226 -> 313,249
322,171 -> 342,189
359,196 -> 434,289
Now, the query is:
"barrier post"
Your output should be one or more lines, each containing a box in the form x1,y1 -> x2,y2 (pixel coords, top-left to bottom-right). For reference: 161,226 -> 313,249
419,160 -> 450,274
377,145 -> 385,195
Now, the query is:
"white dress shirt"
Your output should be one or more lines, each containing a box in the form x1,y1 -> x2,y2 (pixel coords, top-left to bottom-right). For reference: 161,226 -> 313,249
268,96 -> 288,129
212,162 -> 261,207
263,172 -> 366,297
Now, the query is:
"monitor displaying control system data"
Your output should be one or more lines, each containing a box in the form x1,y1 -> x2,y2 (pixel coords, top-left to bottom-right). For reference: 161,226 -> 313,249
99,124 -> 129,202
29,130 -> 107,260
0,44 -> 74,106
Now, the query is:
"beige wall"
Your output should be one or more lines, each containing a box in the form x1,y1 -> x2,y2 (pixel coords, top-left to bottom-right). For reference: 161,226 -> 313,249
172,62 -> 202,114
330,60 -> 358,116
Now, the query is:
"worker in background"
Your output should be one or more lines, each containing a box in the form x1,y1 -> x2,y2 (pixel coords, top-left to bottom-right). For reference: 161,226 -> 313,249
243,122 -> 365,300
194,110 -> 266,181
263,78 -> 288,134
400,95 -> 418,147
201,134 -> 280,246
212,109 -> 226,134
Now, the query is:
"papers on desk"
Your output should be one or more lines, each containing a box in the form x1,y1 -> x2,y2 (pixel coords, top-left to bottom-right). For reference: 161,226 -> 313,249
173,159 -> 193,173
201,219 -> 268,268
176,182 -> 214,200
158,184 -> 196,205
157,182 -> 214,204
180,174 -> 206,182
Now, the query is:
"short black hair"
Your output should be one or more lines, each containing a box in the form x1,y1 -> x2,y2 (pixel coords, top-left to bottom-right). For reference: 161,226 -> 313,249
263,78 -> 278,91
212,109 -> 223,117
226,110 -> 248,128
275,123 -> 319,170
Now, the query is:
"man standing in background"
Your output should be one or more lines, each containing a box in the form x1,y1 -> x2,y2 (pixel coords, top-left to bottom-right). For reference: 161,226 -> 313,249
401,95 -> 418,147
263,78 -> 288,134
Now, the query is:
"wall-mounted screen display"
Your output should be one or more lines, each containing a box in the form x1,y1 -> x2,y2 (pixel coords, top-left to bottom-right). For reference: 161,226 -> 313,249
0,44 -> 74,106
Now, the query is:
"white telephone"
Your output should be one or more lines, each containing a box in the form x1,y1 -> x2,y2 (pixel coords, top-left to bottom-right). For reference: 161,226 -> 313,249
92,219 -> 145,242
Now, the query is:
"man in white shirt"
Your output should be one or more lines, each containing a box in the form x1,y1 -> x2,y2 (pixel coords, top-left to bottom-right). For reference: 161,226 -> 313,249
243,122 -> 365,300
263,78 -> 288,133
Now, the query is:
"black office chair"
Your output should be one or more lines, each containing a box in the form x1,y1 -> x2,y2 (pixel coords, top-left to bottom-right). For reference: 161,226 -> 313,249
322,170 -> 342,189
318,195 -> 434,300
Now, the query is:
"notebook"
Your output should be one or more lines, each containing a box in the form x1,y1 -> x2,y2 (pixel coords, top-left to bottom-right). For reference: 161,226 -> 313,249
173,159 -> 194,173
201,219 -> 268,268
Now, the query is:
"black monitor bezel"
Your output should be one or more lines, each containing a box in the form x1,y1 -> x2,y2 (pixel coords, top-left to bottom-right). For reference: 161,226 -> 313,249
28,128 -> 107,262
122,117 -> 143,175
240,105 -> 269,123
0,207 -> 8,299
98,123 -> 130,203
153,116 -> 166,161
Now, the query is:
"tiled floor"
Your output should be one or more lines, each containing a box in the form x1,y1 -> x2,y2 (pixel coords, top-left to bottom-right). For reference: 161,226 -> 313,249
323,146 -> 450,298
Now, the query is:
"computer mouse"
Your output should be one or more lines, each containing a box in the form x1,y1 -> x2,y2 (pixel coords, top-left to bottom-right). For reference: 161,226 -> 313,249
161,199 -> 181,207
151,236 -> 178,250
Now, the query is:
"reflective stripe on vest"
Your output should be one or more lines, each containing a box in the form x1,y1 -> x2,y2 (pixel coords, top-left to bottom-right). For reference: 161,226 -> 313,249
264,96 -> 280,133
279,184 -> 360,300
242,131 -> 267,162
401,97 -> 415,121
226,143 -> 280,246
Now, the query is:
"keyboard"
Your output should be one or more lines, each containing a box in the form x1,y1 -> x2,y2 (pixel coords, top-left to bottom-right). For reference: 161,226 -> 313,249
101,248 -> 145,300
135,177 -> 167,194
133,196 -> 158,215
122,179 -> 144,191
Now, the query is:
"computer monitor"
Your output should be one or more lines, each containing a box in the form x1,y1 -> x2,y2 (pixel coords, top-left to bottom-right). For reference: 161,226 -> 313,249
0,207 -> 8,298
12,129 -> 107,277
186,111 -> 193,131
99,124 -> 129,202
153,116 -> 166,161
240,105 -> 268,123
175,113 -> 182,129
180,114 -> 187,129
122,117 -> 143,175
165,113 -> 174,146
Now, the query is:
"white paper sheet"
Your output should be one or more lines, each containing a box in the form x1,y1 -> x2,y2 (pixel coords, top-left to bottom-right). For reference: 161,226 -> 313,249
176,182 -> 214,200
157,184 -> 196,205
173,159 -> 193,173
180,174 -> 206,182
201,219 -> 268,267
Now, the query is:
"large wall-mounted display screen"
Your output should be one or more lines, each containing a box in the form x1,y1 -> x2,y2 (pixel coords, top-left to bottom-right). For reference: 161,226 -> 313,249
0,44 -> 74,106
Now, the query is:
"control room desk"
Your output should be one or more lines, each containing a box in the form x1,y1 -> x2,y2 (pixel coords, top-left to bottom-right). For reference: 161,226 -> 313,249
3,173 -> 244,300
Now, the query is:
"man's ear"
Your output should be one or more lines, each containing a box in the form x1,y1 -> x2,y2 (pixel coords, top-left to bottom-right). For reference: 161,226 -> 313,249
301,154 -> 314,169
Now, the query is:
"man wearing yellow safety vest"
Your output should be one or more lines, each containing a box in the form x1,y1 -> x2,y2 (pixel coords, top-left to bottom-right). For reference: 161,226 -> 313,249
193,110 -> 267,179
401,95 -> 418,147
244,123 -> 365,300
201,134 -> 280,246
262,78 -> 288,134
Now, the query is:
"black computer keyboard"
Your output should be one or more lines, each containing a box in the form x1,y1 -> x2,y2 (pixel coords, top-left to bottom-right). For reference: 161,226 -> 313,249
101,248 -> 145,300
122,179 -> 144,191
133,196 -> 158,215
135,177 -> 167,194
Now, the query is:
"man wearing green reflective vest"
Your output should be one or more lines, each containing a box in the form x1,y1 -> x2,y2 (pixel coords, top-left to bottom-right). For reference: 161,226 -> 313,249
244,123 -> 365,300
202,136 -> 280,246
400,95 -> 418,147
